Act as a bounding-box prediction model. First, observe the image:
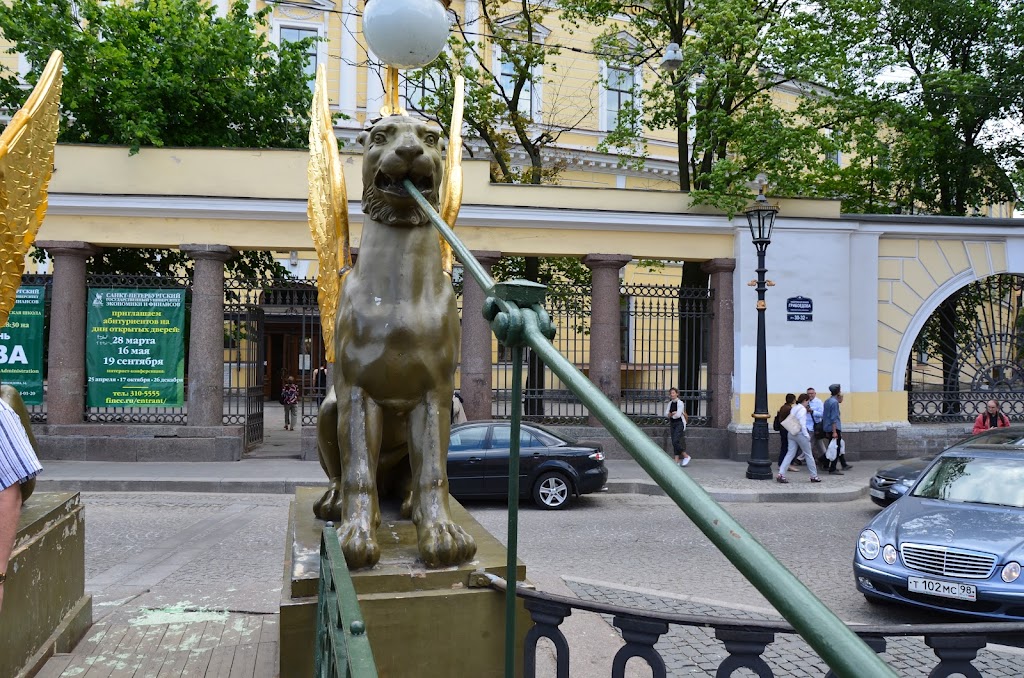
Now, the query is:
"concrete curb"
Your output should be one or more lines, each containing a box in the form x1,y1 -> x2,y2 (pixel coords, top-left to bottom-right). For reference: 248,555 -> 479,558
36,479 -> 328,494
603,479 -> 869,503
38,478 -> 869,502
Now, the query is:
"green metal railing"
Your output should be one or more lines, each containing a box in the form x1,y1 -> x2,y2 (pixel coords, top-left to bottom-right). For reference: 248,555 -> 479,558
314,524 -> 378,678
406,181 -> 898,678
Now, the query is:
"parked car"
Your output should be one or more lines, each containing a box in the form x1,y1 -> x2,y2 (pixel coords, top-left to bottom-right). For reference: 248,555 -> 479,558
854,427 -> 1024,619
447,421 -> 607,509
868,428 -> 1024,507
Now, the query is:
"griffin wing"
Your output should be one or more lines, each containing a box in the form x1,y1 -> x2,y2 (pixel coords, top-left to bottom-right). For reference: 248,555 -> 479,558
0,50 -> 63,328
307,64 -> 350,363
438,70 -> 465,275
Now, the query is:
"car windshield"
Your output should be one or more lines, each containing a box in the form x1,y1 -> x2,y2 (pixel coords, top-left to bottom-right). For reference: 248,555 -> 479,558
911,456 -> 1024,508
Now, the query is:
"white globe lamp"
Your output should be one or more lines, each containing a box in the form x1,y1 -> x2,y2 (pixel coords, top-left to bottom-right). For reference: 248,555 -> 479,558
363,0 -> 451,70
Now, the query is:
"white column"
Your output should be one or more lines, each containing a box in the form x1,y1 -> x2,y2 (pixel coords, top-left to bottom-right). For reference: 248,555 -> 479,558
464,0 -> 480,71
340,0 -> 359,117
365,50 -> 385,118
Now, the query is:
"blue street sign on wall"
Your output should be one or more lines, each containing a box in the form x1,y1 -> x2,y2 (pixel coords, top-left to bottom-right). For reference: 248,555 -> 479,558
786,296 -> 813,322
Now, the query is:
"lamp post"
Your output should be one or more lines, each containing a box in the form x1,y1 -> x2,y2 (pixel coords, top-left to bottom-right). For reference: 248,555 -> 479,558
744,187 -> 779,480
361,0 -> 452,114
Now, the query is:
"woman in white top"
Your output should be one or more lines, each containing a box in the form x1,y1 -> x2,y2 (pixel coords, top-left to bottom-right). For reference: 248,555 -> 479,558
777,393 -> 820,483
666,388 -> 690,467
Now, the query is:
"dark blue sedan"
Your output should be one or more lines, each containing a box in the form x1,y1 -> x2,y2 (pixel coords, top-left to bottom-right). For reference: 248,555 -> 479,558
447,421 -> 607,509
854,428 -> 1024,619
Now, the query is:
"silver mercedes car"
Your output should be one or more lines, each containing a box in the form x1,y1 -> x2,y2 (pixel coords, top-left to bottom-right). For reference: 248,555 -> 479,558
854,427 -> 1024,619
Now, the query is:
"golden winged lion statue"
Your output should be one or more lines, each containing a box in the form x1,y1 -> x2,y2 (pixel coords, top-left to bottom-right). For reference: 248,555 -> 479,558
307,64 -> 474,569
0,50 -> 63,503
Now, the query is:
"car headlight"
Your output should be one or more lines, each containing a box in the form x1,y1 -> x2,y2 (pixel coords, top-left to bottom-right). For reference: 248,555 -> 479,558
858,530 -> 880,560
883,545 -> 897,564
1002,562 -> 1021,583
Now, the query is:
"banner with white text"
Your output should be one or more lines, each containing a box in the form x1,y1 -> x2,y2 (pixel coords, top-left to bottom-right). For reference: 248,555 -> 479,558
0,286 -> 46,404
86,288 -> 186,408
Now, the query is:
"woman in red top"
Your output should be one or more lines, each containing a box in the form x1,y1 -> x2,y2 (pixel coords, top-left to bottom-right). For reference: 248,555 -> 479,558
972,399 -> 1010,435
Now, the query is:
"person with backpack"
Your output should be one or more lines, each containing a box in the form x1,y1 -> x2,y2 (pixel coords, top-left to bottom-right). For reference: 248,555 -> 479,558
280,376 -> 299,431
774,394 -> 796,470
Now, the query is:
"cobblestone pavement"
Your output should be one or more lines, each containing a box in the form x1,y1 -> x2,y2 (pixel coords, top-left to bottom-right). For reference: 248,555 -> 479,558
467,493 -> 1024,675
565,580 -> 1024,677
72,491 -> 1024,676
83,491 -> 291,623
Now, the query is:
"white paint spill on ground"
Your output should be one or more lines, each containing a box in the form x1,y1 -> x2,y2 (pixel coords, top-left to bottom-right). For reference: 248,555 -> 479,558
129,603 -> 228,626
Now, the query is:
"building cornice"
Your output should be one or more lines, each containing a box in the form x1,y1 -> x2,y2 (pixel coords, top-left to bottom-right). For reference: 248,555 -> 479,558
46,193 -> 735,234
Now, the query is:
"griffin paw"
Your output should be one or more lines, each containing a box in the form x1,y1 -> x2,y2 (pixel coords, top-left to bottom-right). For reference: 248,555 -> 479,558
313,483 -> 343,522
337,519 -> 381,570
417,521 -> 477,568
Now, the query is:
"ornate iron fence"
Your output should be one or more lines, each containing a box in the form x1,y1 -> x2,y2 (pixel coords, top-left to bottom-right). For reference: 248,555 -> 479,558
315,523 -> 378,678
473,572 -> 1024,678
621,282 -> 712,426
908,274 -> 1024,423
493,281 -> 713,426
83,274 -> 191,424
494,284 -> 591,424
223,303 -> 265,450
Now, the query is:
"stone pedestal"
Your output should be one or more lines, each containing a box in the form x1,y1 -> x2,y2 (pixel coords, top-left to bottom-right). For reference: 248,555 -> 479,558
280,487 -> 529,678
0,492 -> 92,678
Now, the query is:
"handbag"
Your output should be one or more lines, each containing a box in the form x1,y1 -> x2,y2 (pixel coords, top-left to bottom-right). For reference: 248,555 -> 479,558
814,421 -> 824,439
781,411 -> 803,436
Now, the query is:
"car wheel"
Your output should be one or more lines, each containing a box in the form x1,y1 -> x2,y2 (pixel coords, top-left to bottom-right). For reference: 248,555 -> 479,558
533,472 -> 571,510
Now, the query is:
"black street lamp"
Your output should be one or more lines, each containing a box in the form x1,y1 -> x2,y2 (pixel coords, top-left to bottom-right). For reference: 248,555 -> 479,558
744,187 -> 779,480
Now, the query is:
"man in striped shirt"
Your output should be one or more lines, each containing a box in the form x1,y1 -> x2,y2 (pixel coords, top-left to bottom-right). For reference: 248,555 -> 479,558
0,397 -> 42,612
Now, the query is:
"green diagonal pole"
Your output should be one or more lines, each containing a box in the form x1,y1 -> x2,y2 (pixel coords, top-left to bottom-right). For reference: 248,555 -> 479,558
405,181 -> 897,677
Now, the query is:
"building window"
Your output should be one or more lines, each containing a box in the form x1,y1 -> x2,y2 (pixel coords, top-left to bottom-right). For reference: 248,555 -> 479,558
499,56 -> 534,117
604,65 -> 634,131
403,71 -> 440,113
279,25 -> 320,88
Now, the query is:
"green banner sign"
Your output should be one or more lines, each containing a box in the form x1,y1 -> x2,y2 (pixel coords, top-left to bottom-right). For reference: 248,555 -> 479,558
86,288 -> 186,408
0,286 -> 46,405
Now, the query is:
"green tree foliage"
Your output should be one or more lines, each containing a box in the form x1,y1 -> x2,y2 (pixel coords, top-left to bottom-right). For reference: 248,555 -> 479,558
0,0 -> 316,152
829,0 -> 1024,216
0,0 -> 309,278
558,0 -> 858,214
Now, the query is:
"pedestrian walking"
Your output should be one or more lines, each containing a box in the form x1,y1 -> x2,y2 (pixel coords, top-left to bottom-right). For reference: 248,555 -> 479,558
823,383 -> 852,474
313,361 -> 328,405
451,391 -> 467,425
806,387 -> 826,466
0,397 -> 42,612
281,376 -> 299,431
776,393 -> 820,484
972,399 -> 1010,434
666,387 -> 690,467
774,394 -> 795,470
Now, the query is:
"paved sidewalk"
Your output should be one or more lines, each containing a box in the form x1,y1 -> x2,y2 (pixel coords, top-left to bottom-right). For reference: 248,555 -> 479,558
35,455 -> 872,502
